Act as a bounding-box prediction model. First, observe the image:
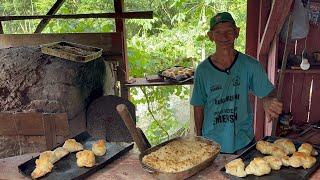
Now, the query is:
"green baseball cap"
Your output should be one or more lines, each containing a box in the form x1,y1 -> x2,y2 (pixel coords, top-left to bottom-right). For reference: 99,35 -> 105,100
209,12 -> 236,30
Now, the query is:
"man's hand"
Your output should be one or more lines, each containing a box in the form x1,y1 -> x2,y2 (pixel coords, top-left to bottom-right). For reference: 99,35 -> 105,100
262,97 -> 283,122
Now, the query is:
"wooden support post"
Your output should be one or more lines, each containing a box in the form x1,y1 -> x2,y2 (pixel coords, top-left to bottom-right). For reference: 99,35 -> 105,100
0,21 -> 3,34
43,113 -> 61,149
255,0 -> 294,139
271,14 -> 293,136
34,0 -> 66,33
114,0 -> 130,99
246,0 -> 260,58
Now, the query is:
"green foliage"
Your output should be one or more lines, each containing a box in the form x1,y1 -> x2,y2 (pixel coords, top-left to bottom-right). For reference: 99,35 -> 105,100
0,0 -> 247,146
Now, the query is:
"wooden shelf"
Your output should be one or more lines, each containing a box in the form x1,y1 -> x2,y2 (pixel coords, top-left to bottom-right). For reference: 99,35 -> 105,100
278,68 -> 320,74
125,78 -> 193,87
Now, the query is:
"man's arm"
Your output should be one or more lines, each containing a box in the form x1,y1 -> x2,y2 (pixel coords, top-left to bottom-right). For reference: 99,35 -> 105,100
262,90 -> 283,122
194,106 -> 204,136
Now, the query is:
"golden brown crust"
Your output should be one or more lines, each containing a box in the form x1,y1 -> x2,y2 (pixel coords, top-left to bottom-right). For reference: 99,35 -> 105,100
263,156 -> 283,170
39,151 -> 57,164
245,157 -> 271,176
53,147 -> 69,161
161,67 -> 194,80
298,143 -> 318,156
142,139 -> 219,173
31,158 -> 54,179
92,140 -> 107,156
225,158 -> 247,177
289,152 -> 317,169
274,139 -> 296,155
281,156 -> 290,166
63,139 -> 84,152
76,150 -> 96,168
31,148 -> 69,179
256,141 -> 288,157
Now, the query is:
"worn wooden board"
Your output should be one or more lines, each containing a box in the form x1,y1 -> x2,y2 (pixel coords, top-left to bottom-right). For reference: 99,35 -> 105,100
264,36 -> 278,135
0,33 -> 123,61
309,74 -> 320,123
290,74 -> 310,124
0,112 -> 68,136
280,73 -> 294,112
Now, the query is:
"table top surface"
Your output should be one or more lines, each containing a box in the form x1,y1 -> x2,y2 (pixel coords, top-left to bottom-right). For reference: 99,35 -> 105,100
1,150 -> 319,180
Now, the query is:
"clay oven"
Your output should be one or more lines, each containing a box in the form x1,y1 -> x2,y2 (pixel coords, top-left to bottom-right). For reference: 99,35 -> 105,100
0,33 -> 119,158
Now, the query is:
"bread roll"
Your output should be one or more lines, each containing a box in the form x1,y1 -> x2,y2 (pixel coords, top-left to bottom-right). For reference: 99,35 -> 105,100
92,140 -> 107,156
245,157 -> 271,176
274,138 -> 296,155
76,150 -> 96,168
289,152 -> 317,169
256,140 -> 288,157
263,156 -> 282,170
63,139 -> 84,152
281,156 -> 290,166
31,157 -> 54,179
162,70 -> 170,77
53,147 -> 69,161
39,151 -> 57,164
225,158 -> 247,177
298,143 -> 318,156
185,68 -> 194,75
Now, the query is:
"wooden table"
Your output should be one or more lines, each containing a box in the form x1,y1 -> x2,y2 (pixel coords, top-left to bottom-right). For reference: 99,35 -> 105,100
1,151 -> 319,180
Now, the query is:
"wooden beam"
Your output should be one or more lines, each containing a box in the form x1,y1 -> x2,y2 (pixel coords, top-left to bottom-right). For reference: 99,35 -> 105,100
258,0 -> 272,46
0,33 -> 123,55
246,0 -> 260,58
114,0 -> 130,100
258,0 -> 294,56
0,11 -> 153,21
34,0 -> 66,33
0,21 -> 3,34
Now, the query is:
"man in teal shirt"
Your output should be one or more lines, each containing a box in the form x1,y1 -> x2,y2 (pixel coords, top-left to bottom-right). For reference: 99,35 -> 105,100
190,12 -> 283,154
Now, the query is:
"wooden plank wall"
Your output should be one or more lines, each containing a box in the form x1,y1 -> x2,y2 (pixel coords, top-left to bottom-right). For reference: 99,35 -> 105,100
278,24 -> 320,124
265,35 -> 278,135
0,112 -> 68,149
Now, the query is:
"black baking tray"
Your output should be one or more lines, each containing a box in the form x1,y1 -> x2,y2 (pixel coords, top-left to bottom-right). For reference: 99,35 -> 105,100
220,136 -> 320,180
158,66 -> 194,83
18,131 -> 134,180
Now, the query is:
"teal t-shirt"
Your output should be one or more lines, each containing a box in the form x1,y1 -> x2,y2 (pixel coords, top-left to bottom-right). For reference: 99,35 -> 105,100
190,52 -> 274,153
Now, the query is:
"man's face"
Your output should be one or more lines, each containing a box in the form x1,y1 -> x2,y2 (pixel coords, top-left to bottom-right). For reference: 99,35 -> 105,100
207,22 -> 240,49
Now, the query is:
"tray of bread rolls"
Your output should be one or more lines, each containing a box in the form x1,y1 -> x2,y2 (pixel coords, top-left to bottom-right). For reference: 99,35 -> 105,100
158,66 -> 194,83
18,131 -> 133,180
220,136 -> 320,180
